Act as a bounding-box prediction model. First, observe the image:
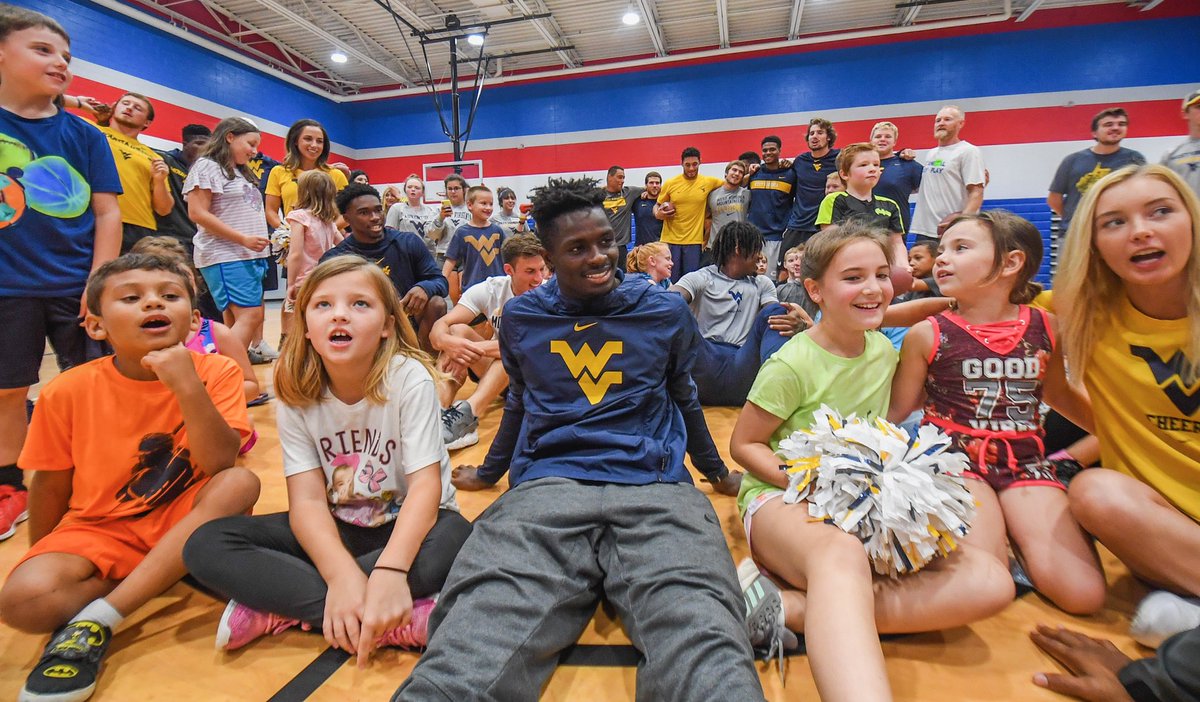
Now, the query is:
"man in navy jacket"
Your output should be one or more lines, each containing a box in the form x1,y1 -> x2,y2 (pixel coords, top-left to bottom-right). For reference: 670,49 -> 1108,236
321,183 -> 447,352
395,178 -> 764,702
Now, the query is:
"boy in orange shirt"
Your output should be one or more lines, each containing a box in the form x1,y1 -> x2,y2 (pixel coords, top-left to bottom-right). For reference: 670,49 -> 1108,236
0,253 -> 260,702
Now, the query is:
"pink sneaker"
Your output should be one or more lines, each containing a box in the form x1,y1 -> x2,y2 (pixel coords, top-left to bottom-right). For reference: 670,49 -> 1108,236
0,485 -> 28,541
375,597 -> 436,650
215,600 -> 300,651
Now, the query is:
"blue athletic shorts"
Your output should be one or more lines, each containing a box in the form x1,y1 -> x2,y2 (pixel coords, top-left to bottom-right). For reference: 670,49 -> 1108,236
199,259 -> 267,310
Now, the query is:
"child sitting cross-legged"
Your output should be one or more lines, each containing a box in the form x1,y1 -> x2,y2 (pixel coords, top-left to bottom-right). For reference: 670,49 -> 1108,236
0,253 -> 260,702
183,256 -> 471,664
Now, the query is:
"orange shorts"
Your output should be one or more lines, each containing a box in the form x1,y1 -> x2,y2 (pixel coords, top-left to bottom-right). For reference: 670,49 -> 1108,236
15,479 -> 208,581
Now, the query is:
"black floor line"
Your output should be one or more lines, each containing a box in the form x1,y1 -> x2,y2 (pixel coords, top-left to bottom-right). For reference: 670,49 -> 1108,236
268,646 -> 351,702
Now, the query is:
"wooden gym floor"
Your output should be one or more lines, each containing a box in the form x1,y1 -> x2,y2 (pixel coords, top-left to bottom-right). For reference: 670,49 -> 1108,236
0,307 -> 1153,701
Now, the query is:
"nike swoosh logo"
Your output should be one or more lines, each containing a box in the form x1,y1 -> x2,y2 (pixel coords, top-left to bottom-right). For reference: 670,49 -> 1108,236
573,322 -> 598,332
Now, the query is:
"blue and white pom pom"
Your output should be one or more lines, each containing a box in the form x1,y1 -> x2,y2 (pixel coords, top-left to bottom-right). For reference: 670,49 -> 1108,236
778,405 -> 976,578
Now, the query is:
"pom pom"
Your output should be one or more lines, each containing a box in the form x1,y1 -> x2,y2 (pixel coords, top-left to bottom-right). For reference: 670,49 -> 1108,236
778,406 -> 976,578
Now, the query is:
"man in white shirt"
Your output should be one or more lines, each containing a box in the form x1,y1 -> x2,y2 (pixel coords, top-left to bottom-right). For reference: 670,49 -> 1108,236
910,105 -> 986,242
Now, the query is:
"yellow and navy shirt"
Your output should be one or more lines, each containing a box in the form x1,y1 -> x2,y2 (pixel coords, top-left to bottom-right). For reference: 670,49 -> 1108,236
746,165 -> 797,240
99,125 -> 162,230
815,191 -> 905,233
479,271 -> 727,486
1085,297 -> 1199,520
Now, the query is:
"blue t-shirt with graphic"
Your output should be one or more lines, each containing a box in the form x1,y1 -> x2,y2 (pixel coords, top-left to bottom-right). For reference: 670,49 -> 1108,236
446,223 -> 506,291
0,107 -> 121,297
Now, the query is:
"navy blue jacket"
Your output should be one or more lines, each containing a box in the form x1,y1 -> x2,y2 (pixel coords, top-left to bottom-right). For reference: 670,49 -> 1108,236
478,271 -> 728,487
786,149 -> 841,232
321,227 -> 448,300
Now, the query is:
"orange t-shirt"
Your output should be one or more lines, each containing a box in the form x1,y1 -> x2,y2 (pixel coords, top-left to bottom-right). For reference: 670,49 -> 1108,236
20,353 -> 252,522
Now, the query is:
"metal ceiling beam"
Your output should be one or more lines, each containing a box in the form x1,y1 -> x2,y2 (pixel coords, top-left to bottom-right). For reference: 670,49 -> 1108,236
247,0 -> 418,86
787,0 -> 807,40
716,0 -> 729,49
1015,0 -> 1046,21
895,5 -> 922,26
507,0 -> 580,68
635,0 -> 669,56
118,0 -> 348,93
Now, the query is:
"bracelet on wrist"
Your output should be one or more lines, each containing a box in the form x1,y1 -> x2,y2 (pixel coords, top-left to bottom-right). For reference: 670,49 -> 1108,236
373,564 -> 409,575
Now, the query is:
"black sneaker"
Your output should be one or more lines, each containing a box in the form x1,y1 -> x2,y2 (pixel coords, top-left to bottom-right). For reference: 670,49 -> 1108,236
20,620 -> 112,702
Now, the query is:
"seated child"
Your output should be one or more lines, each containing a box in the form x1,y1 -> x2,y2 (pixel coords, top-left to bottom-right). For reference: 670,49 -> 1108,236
130,236 -> 260,403
0,254 -> 259,702
671,221 -> 806,406
889,211 -> 1105,615
321,183 -> 448,354
432,234 -> 548,452
902,239 -> 942,300
183,257 -> 471,662
776,245 -> 807,305
731,223 -> 1012,702
443,185 -> 506,297
626,241 -> 673,289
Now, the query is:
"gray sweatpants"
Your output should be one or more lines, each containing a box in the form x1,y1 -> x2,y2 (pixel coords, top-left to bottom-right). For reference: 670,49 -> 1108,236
394,478 -> 765,702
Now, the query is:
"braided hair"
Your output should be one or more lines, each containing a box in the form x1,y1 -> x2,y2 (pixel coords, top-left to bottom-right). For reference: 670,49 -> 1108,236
711,220 -> 764,269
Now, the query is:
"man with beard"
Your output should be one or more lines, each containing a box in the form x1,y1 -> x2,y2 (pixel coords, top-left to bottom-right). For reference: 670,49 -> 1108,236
746,135 -> 797,279
910,105 -> 986,242
655,147 -> 724,281
780,118 -> 840,259
632,171 -> 663,245
1048,107 -> 1146,230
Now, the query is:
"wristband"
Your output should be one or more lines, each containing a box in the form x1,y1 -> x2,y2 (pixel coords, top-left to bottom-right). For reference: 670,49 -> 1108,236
373,564 -> 409,575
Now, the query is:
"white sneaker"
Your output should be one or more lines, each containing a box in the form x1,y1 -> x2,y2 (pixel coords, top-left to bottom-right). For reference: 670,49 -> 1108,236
253,341 -> 280,361
1129,590 -> 1200,648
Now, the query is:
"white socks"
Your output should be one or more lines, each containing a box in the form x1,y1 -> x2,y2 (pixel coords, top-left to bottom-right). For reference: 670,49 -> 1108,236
1130,590 -> 1200,649
71,598 -> 125,631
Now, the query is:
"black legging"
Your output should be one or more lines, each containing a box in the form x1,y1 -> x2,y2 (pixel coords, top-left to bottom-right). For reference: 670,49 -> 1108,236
183,509 -> 472,626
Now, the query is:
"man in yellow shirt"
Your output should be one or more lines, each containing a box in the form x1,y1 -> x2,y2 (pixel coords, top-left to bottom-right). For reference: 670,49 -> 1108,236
655,147 -> 724,282
92,93 -> 173,252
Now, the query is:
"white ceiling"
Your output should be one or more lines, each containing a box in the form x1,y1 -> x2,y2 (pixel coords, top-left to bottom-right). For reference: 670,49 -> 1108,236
120,0 -> 1158,96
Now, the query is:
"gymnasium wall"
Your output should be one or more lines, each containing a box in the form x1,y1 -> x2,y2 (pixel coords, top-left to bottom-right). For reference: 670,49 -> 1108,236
17,0 -> 1200,209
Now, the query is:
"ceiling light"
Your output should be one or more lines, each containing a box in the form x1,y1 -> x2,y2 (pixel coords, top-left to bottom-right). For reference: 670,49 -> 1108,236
466,33 -> 485,46
622,10 -> 640,25
330,51 -> 348,63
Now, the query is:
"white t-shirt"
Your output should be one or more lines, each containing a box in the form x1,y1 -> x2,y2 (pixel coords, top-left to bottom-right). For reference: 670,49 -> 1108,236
457,275 -> 515,331
909,140 -> 986,238
386,202 -> 438,236
277,356 -> 457,527
183,157 -> 269,268
674,265 -> 778,347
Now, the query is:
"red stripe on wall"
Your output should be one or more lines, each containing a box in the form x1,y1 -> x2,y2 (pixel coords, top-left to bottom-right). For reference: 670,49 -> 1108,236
354,99 -> 1186,181
66,77 -> 355,165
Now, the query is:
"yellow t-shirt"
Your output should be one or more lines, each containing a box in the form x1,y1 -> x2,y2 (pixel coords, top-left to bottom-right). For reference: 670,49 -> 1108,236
99,125 -> 162,229
1084,297 -> 1199,520
266,165 -> 349,219
657,174 -> 724,246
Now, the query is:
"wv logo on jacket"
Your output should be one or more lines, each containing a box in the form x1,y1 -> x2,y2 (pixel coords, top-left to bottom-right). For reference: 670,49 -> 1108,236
550,340 -> 623,405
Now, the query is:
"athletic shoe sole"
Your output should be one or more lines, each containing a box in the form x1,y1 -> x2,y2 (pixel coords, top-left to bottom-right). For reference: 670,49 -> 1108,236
215,600 -> 239,651
446,431 -> 479,451
0,509 -> 29,541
